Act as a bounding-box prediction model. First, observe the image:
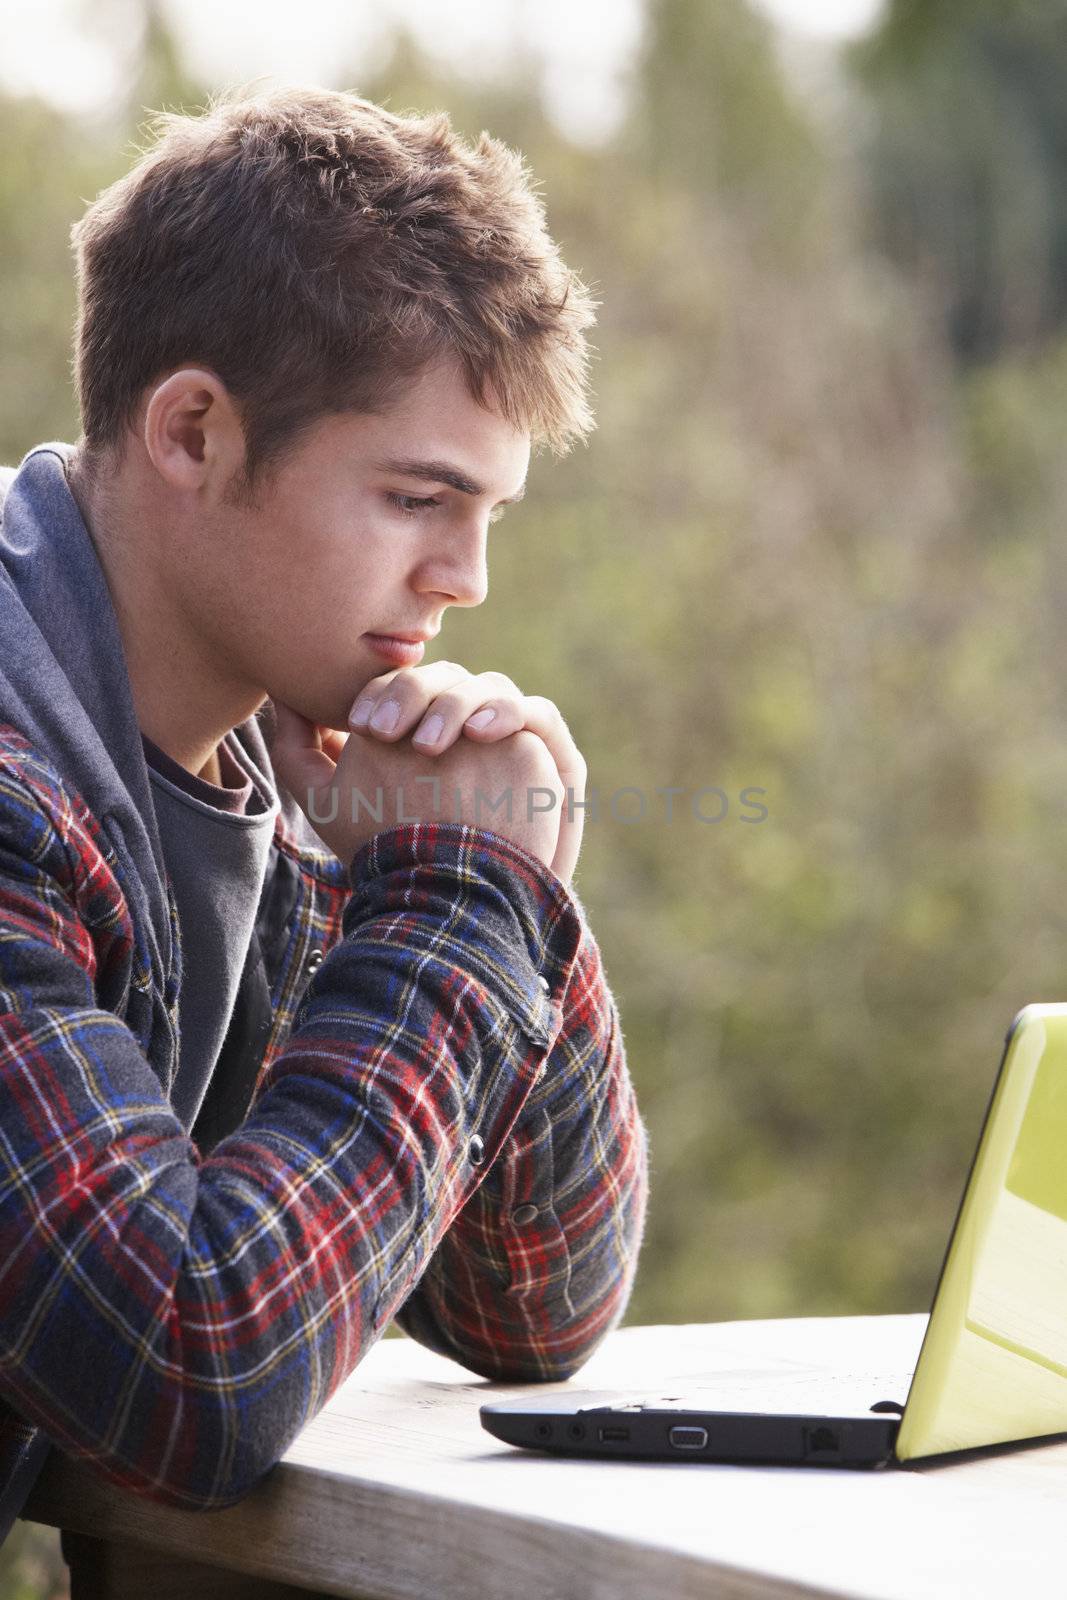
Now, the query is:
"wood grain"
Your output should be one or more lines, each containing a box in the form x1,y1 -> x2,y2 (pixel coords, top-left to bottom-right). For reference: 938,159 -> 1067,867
23,1316 -> 1067,1600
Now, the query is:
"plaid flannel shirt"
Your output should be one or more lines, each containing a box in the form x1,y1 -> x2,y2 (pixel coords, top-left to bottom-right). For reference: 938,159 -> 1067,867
0,721 -> 648,1517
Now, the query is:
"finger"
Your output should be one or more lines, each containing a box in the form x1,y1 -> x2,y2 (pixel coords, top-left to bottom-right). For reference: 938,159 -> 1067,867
348,661 -> 470,737
413,693 -> 526,751
497,696 -> 586,883
479,695 -> 585,790
269,698 -> 341,799
455,702 -> 526,741
321,727 -> 349,764
447,693 -> 585,880
403,673 -> 523,749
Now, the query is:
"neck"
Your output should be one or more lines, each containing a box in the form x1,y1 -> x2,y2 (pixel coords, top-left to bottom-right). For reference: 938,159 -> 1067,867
66,449 -> 262,780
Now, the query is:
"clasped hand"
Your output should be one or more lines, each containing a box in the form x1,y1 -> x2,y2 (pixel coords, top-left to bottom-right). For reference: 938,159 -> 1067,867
269,662 -> 587,885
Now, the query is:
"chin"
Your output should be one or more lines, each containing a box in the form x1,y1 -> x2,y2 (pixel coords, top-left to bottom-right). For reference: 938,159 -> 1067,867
302,696 -> 354,734
259,689 -> 353,738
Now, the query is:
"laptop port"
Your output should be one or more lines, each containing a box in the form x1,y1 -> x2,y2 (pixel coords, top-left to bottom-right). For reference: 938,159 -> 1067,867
804,1426 -> 841,1458
597,1426 -> 631,1443
669,1426 -> 708,1450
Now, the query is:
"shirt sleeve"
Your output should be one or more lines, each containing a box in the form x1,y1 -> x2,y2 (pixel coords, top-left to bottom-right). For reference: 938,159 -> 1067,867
0,757 -> 584,1512
392,877 -> 649,1380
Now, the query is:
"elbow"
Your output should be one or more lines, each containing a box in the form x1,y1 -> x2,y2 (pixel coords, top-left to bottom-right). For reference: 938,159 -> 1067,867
139,1459 -> 278,1515
547,1202 -> 648,1381
543,1281 -> 638,1383
96,1403 -> 289,1514
485,1264 -> 642,1385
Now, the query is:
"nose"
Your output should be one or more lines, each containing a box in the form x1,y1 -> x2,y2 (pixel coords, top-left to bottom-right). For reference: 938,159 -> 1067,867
413,516 -> 489,610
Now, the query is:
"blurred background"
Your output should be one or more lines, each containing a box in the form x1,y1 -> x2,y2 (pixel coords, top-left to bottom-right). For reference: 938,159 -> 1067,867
5,0 -> 1067,1590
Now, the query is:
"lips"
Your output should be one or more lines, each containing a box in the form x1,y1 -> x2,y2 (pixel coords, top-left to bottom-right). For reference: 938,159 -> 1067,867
364,633 -> 431,666
367,630 -> 437,644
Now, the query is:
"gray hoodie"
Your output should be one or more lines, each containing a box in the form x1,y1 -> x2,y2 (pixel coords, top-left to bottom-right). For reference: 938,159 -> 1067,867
0,444 -> 306,1121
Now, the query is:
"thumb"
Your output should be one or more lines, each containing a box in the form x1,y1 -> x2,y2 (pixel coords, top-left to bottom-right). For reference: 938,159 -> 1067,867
268,698 -> 340,800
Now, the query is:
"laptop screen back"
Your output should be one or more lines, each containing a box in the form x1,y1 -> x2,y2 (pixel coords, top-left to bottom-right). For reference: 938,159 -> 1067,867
896,1003 -> 1067,1461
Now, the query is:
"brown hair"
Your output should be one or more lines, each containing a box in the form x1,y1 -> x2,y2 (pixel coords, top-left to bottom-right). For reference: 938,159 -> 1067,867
70,82 -> 598,495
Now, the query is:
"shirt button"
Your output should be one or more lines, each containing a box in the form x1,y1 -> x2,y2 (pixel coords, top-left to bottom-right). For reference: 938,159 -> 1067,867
537,975 -> 550,992
305,948 -> 324,975
468,1134 -> 486,1167
511,1203 -> 539,1226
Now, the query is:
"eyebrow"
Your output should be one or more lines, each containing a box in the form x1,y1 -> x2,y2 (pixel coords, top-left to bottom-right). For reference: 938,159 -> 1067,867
370,455 -> 527,506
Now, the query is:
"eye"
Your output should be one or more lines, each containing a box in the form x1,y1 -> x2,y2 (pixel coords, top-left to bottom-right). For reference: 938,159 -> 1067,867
384,491 -> 512,526
386,492 -> 442,517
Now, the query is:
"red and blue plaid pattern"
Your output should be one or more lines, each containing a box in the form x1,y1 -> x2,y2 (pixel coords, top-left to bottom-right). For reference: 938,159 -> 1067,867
0,723 -> 648,1513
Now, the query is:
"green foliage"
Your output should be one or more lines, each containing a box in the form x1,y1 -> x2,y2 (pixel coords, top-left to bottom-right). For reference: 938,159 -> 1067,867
0,1521 -> 68,1599
0,94 -> 96,455
856,0 -> 1057,72
851,0 -> 1067,360
626,0 -> 821,221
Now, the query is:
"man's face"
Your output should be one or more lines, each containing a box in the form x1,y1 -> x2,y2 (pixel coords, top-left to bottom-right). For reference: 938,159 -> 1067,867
186,353 -> 530,733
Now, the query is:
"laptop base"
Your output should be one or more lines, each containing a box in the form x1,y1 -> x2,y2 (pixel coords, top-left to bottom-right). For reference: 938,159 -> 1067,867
480,1399 -> 900,1467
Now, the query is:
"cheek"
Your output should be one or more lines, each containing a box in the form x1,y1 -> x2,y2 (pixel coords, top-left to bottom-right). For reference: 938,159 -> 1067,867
242,499 -> 398,640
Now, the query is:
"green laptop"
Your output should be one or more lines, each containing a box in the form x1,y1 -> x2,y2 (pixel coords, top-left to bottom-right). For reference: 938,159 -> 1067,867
481,1002 -> 1067,1467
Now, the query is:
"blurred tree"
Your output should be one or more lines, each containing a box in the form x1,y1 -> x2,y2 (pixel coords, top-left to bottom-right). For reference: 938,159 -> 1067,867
851,0 -> 1067,361
0,1519 -> 68,1600
0,94 -> 98,457
628,0 -> 820,220
134,0 -> 207,118
0,0 -> 206,468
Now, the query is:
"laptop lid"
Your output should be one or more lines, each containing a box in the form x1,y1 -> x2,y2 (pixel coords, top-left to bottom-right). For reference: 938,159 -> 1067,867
895,1002 -> 1067,1460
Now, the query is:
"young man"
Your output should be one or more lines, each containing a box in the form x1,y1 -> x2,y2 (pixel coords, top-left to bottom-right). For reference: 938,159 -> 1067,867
0,80 -> 648,1569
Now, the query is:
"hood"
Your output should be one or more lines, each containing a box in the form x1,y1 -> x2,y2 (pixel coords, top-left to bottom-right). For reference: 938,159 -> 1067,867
0,445 -> 200,993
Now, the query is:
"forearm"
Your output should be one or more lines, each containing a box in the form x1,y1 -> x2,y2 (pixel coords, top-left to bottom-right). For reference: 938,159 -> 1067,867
0,819 -> 583,1509
394,899 -> 649,1380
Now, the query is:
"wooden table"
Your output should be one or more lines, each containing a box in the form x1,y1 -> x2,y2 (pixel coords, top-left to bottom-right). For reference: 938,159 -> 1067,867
22,1313 -> 1067,1599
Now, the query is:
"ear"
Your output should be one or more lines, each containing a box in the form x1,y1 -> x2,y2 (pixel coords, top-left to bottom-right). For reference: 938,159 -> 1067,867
142,368 -> 246,497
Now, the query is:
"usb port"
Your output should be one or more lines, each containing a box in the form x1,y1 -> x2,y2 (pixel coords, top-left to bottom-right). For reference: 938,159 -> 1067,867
597,1426 -> 631,1443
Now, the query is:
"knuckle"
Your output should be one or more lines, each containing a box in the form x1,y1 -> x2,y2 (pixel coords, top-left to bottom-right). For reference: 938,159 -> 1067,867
510,729 -> 545,757
510,730 -> 557,779
421,689 -> 468,720
383,667 -> 419,697
528,694 -> 564,724
364,672 -> 397,695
